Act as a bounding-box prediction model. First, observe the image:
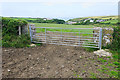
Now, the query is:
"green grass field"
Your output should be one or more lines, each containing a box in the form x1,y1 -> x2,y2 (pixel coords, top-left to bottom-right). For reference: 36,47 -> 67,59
30,23 -> 96,36
100,20 -> 118,24
32,23 -> 94,28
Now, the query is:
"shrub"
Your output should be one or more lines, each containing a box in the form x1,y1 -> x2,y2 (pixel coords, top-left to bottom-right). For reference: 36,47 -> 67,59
108,27 -> 120,51
2,17 -> 27,36
2,17 -> 31,48
2,34 -> 31,48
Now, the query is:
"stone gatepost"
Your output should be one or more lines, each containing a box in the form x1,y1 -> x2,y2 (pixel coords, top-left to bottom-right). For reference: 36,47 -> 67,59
29,24 -> 36,35
29,24 -> 37,41
93,27 -> 114,47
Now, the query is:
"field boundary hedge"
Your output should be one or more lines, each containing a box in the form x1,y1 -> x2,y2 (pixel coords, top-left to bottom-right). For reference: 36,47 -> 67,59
2,17 -> 31,48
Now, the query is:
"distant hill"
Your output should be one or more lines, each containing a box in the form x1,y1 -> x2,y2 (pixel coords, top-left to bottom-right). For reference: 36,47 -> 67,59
68,15 -> 118,22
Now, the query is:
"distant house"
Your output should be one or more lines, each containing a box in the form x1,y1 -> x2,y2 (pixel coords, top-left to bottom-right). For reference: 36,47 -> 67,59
67,21 -> 77,24
96,19 -> 105,22
43,18 -> 47,20
90,20 -> 94,22
84,18 -> 92,22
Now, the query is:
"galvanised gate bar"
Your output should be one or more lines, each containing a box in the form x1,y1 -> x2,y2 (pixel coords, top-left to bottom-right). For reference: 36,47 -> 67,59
29,25 -> 102,49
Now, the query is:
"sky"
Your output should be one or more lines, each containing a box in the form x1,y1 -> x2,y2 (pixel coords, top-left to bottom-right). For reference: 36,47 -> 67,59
0,0 -> 119,20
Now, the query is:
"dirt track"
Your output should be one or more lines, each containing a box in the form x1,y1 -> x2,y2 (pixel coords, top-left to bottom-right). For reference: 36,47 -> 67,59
2,45 -> 113,78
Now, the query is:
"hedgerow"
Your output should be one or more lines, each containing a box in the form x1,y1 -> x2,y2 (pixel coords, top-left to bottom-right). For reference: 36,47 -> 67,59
106,27 -> 120,52
2,17 -> 31,48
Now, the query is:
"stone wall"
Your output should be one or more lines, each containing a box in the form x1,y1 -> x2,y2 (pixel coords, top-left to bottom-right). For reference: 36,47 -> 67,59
93,27 -> 114,47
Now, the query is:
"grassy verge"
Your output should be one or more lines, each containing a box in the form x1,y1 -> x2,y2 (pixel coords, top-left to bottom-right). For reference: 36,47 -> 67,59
73,48 -> 119,78
84,47 -> 98,52
94,50 -> 119,78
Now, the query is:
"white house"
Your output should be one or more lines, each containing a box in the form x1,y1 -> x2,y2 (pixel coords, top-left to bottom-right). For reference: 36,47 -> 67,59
90,20 -> 94,22
67,21 -> 77,24
43,18 -> 47,20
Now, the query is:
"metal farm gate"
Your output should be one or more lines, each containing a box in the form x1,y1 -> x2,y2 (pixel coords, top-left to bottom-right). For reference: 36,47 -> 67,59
29,25 -> 102,49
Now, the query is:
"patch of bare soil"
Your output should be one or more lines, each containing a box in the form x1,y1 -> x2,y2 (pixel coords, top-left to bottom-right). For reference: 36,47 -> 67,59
2,45 -> 113,78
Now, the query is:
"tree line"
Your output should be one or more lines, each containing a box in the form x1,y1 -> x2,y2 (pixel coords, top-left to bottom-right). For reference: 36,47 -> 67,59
26,18 -> 65,24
